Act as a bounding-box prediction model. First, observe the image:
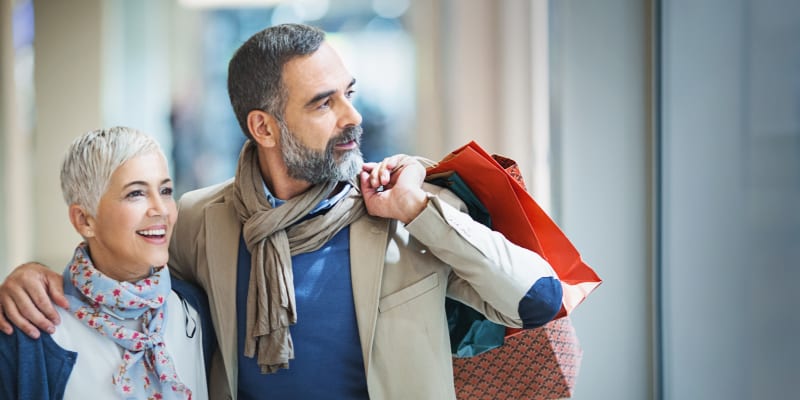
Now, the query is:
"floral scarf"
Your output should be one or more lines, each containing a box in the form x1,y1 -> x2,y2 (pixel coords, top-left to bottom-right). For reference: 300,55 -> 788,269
63,242 -> 192,400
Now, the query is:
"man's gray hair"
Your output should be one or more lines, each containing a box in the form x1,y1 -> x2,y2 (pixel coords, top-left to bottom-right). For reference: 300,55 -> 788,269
60,126 -> 163,216
227,23 -> 326,140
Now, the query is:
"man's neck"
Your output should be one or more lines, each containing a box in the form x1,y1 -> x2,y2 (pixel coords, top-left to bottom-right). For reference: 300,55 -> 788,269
265,174 -> 314,201
257,149 -> 312,200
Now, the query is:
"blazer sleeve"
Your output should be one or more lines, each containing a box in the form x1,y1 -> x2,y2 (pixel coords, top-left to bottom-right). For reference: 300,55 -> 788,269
404,184 -> 562,329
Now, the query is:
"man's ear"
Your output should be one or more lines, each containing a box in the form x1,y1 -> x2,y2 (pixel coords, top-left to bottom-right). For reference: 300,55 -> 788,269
68,204 -> 95,238
247,109 -> 280,148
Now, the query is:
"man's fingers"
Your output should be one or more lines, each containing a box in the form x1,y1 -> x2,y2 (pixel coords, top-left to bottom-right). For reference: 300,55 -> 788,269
0,298 -> 40,339
11,286 -> 55,335
359,171 -> 377,196
0,305 -> 12,335
370,157 -> 403,187
371,168 -> 390,188
30,280 -> 62,327
21,288 -> 58,334
47,275 -> 69,310
361,162 -> 378,172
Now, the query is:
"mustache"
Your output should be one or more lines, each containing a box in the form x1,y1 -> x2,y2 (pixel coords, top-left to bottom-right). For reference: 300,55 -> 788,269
333,125 -> 363,146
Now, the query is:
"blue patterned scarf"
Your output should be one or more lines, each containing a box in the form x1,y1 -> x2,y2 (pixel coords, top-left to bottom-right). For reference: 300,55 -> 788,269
64,242 -> 192,399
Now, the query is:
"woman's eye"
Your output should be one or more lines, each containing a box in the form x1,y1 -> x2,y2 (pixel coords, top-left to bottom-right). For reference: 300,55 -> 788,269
126,190 -> 144,199
346,90 -> 356,99
161,187 -> 174,196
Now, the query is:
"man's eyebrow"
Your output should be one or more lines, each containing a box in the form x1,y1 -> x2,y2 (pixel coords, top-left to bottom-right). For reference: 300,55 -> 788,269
305,78 -> 357,108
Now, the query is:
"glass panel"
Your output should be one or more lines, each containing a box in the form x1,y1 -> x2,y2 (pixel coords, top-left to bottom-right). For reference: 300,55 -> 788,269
661,1 -> 800,398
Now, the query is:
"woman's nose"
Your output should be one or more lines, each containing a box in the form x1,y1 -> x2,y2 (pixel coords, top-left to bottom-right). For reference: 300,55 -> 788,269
147,195 -> 168,217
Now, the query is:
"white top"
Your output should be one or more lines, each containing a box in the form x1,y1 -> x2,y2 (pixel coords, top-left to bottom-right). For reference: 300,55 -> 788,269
51,291 -> 209,400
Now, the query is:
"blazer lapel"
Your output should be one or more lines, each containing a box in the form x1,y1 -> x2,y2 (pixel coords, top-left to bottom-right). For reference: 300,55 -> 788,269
204,199 -> 241,395
349,215 -> 389,375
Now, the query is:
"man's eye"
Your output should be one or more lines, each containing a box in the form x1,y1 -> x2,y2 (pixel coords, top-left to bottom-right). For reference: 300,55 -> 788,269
346,89 -> 356,99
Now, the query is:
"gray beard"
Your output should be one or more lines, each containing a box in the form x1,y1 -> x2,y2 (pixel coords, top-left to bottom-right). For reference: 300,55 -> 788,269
279,122 -> 364,184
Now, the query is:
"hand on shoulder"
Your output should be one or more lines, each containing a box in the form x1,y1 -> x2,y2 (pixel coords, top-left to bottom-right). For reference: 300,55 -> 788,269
0,262 -> 67,338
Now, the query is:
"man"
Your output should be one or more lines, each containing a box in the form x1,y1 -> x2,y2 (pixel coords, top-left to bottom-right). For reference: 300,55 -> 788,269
0,24 -> 562,399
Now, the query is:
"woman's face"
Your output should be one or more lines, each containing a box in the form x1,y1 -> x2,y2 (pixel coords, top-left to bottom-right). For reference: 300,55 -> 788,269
84,151 -> 176,282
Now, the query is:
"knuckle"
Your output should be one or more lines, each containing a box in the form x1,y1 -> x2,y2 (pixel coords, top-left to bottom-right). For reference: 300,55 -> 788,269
16,300 -> 37,319
31,291 -> 49,306
7,310 -> 26,328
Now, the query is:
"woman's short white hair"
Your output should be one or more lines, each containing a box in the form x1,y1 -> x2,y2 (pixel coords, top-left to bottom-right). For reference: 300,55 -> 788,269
60,126 -> 164,216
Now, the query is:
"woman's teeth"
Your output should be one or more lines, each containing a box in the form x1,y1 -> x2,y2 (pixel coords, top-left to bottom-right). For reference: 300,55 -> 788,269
137,229 -> 166,237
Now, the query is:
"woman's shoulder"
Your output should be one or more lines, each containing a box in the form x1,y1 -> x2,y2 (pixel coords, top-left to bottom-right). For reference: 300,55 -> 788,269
0,323 -> 77,400
0,316 -> 77,367
49,302 -> 107,354
171,278 -> 208,312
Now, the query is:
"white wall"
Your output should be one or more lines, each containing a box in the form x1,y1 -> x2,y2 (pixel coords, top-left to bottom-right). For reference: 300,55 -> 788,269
1,0 -> 36,277
31,0 -> 104,268
0,0 -> 12,277
411,0 -> 549,198
13,0 -> 176,271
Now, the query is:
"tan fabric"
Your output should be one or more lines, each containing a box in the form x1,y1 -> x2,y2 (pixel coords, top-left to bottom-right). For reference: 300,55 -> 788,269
228,140 -> 366,373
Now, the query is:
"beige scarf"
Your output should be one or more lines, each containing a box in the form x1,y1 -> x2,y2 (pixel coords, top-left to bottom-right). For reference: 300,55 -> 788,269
229,140 -> 366,373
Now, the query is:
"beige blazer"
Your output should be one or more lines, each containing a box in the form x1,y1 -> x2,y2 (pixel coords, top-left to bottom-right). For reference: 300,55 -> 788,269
169,179 -> 557,400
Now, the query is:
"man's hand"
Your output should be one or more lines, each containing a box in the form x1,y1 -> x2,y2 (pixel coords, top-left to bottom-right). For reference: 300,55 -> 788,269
360,154 -> 428,224
0,262 -> 67,338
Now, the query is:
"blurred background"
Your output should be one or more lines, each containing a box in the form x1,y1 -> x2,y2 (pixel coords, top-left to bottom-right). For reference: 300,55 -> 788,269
1,0 -> 798,399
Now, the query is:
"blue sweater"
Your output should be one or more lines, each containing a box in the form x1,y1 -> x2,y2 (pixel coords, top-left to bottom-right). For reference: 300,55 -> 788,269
0,278 -> 215,400
236,227 -> 369,399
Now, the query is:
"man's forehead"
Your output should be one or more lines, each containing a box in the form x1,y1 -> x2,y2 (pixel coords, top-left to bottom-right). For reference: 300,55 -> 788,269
282,42 -> 355,101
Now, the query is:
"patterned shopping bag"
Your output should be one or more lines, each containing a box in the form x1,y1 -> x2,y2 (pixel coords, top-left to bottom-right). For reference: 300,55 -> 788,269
452,317 -> 582,399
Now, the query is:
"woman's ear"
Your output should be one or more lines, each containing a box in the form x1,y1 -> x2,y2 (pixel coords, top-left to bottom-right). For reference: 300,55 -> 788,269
247,109 -> 280,148
68,204 -> 95,238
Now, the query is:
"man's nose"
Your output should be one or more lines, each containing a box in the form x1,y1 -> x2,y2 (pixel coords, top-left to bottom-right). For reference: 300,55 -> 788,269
338,98 -> 363,129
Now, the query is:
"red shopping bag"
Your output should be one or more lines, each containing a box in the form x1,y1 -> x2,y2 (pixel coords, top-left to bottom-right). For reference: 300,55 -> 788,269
427,141 -> 601,399
426,141 -> 602,317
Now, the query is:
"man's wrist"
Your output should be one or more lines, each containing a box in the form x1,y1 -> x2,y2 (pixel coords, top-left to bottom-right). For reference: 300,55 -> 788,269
402,191 -> 432,224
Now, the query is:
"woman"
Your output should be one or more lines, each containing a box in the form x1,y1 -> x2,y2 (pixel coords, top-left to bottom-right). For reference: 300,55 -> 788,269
0,127 -> 210,399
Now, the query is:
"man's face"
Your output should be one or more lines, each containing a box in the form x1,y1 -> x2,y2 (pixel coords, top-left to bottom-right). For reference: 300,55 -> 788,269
278,41 -> 364,184
279,119 -> 363,183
